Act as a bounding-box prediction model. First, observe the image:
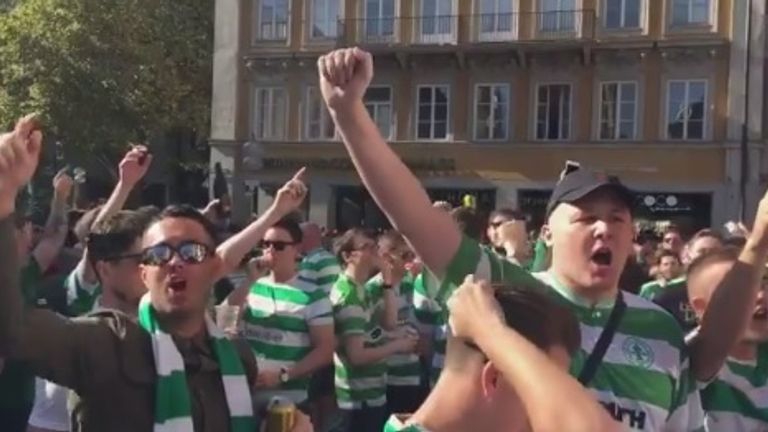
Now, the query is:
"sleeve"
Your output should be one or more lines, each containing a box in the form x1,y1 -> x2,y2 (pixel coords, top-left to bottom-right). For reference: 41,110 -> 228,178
306,294 -> 334,326
665,348 -> 706,431
65,261 -> 101,316
441,236 -> 542,303
413,272 -> 440,326
528,238 -> 550,272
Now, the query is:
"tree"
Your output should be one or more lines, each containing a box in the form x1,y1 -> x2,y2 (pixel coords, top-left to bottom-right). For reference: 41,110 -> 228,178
0,0 -> 213,181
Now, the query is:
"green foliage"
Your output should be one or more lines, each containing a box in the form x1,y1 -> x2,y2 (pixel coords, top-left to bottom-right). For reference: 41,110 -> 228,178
0,0 -> 214,164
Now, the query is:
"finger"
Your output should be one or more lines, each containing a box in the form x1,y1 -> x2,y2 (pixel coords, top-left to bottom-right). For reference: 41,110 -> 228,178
15,113 -> 38,138
27,130 -> 43,158
333,50 -> 346,84
343,49 -> 355,82
352,48 -> 373,81
291,166 -> 306,182
327,52 -> 341,86
463,274 -> 475,286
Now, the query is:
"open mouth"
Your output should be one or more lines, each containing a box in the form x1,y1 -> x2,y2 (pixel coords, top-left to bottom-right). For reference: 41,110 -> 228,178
168,277 -> 188,293
591,248 -> 613,267
754,307 -> 767,320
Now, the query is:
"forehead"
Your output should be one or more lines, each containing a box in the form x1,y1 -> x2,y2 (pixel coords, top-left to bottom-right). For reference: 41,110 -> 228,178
265,226 -> 292,240
660,255 -> 679,263
550,188 -> 632,220
143,218 -> 213,247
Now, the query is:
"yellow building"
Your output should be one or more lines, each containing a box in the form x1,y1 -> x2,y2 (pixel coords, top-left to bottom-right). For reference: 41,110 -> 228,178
210,0 -> 767,233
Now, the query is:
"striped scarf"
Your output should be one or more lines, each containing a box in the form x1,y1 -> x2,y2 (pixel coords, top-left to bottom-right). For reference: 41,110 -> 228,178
137,295 -> 256,432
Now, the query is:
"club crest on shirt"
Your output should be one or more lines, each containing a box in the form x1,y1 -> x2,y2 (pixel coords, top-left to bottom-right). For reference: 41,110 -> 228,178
622,337 -> 655,368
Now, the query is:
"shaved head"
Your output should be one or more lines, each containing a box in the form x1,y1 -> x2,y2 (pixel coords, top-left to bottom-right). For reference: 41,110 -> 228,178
300,222 -> 323,252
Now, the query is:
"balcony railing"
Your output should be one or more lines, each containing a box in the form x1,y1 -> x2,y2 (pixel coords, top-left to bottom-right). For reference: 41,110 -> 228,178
337,10 -> 595,46
253,20 -> 290,42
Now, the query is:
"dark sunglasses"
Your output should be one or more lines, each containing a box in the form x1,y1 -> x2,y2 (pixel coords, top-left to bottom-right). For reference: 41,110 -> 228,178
261,240 -> 296,252
140,241 -> 213,266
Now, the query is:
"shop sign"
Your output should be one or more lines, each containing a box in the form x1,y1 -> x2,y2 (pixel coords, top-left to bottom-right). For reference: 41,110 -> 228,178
261,157 -> 456,172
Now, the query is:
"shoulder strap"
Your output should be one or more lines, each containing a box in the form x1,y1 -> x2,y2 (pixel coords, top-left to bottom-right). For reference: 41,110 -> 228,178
578,291 -> 626,386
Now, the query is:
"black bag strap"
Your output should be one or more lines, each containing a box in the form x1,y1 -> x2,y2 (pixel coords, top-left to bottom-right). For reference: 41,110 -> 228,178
578,291 -> 626,386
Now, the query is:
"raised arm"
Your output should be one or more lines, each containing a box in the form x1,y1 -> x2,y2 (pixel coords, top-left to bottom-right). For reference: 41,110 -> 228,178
447,278 -> 622,432
32,169 -> 74,272
319,48 -> 460,278
216,168 -> 306,277
689,190 -> 768,381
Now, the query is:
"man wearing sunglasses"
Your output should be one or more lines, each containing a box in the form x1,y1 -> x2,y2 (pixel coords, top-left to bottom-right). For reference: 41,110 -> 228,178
0,116 -> 314,431
240,217 -> 335,420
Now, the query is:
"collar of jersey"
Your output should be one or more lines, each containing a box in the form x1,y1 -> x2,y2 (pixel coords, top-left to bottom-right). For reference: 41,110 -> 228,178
541,271 -> 617,309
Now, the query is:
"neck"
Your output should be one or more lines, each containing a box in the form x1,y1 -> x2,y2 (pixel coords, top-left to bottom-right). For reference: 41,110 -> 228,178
101,288 -> 138,317
730,340 -> 759,362
157,312 -> 206,339
409,374 -> 490,432
345,265 -> 370,286
271,266 -> 296,284
550,267 -> 617,305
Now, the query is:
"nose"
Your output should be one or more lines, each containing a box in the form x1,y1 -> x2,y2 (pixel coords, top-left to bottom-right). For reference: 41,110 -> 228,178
593,219 -> 613,239
166,250 -> 186,268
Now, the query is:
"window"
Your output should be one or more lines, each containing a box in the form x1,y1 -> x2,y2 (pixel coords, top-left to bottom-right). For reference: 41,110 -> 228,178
364,0 -> 395,40
305,87 -> 335,140
599,82 -> 637,140
257,0 -> 289,40
671,0 -> 709,26
474,84 -> 510,141
479,0 -> 514,39
420,0 -> 454,43
536,84 -> 571,140
539,0 -> 575,33
253,87 -> 286,139
605,0 -> 640,29
364,86 -> 393,139
666,80 -> 707,140
311,0 -> 339,38
417,85 -> 450,140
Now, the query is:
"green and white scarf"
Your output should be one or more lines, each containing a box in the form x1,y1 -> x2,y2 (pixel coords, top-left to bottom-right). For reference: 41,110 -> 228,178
138,295 -> 256,432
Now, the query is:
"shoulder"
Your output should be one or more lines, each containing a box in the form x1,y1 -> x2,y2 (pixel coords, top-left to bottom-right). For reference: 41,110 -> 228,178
622,291 -> 686,347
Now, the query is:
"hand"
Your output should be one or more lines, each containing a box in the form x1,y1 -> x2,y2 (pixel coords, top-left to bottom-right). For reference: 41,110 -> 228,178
447,276 -> 505,342
255,369 -> 282,389
271,168 -> 307,216
405,259 -> 423,277
246,256 -> 271,280
119,145 -> 152,186
52,168 -> 74,199
259,410 -> 314,432
393,334 -> 418,354
201,198 -> 223,221
0,114 -> 43,216
380,254 -> 405,286
317,47 -> 373,112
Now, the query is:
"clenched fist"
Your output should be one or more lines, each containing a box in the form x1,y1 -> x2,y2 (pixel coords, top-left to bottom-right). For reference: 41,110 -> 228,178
0,114 -> 43,217
317,48 -> 374,113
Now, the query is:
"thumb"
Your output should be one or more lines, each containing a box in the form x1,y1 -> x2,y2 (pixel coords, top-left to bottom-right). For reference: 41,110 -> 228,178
351,48 -> 372,76
27,130 -> 43,158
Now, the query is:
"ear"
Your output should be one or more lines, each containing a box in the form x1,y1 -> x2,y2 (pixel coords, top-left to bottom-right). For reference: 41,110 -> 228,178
94,260 -> 109,282
540,224 -> 553,248
139,264 -> 150,287
480,361 -> 500,399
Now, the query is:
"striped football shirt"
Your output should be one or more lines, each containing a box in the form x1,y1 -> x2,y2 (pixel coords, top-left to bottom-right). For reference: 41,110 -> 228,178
413,269 -> 446,386
242,275 -> 333,403
298,248 -> 341,295
367,273 -> 421,387
441,235 -> 705,431
331,273 -> 388,409
384,415 -> 431,431
701,344 -> 768,431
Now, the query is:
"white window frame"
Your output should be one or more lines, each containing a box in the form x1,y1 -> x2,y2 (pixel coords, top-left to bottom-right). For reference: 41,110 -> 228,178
603,0 -> 642,29
363,0 -> 397,41
670,0 -> 711,27
418,0 -> 456,44
310,0 -> 340,39
598,81 -> 638,140
252,87 -> 287,140
256,0 -> 290,41
535,83 -> 572,141
364,85 -> 394,140
477,0 -> 517,41
304,86 -> 336,140
416,84 -> 451,141
473,83 -> 510,141
665,79 -> 708,141
537,0 -> 578,34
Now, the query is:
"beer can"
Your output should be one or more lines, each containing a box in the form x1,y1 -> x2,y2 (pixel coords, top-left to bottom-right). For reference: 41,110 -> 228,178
265,396 -> 295,432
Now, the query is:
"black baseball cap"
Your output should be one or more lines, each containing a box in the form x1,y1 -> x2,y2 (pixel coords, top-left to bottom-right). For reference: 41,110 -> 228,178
545,165 -> 635,218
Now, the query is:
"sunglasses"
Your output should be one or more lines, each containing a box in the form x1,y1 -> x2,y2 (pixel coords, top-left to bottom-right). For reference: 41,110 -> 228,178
261,240 -> 296,252
140,241 -> 213,266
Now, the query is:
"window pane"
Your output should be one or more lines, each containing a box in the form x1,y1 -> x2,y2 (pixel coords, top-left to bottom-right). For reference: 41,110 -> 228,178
418,87 -> 433,103
619,120 -> 634,139
620,83 -> 636,102
620,102 -> 635,122
477,86 -> 491,104
434,121 -> 447,138
606,0 -> 621,28
625,0 -> 641,27
687,120 -> 703,139
377,105 -> 392,137
435,87 -> 448,104
366,87 -> 391,102
418,105 -> 431,122
435,103 -> 448,122
418,122 -> 431,138
672,0 -> 689,25
691,0 -> 708,23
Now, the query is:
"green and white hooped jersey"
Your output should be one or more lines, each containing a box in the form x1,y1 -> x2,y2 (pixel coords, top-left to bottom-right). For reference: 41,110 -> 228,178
298,248 -> 341,295
242,276 -> 333,403
331,274 -> 388,409
383,415 -> 432,432
441,235 -> 705,432
367,273 -> 421,387
412,269 -> 447,386
701,345 -> 768,431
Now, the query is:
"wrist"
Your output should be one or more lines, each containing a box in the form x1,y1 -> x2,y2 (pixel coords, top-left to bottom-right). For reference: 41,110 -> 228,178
329,100 -> 367,123
116,179 -> 136,192
742,237 -> 768,262
474,314 -> 506,348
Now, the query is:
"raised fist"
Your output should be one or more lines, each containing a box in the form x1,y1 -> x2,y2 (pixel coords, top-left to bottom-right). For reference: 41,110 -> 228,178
317,48 -> 373,112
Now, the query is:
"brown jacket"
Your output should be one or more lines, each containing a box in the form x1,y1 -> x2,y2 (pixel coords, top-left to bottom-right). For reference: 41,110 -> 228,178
0,217 -> 258,432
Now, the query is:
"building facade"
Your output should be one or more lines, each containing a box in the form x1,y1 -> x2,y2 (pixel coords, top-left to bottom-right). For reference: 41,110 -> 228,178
210,0 -> 768,233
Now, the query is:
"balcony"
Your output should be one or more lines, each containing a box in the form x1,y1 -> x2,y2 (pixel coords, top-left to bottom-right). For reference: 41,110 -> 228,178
337,11 -> 595,47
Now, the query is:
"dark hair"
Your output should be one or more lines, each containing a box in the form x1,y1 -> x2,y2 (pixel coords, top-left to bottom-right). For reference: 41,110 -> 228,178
687,247 -> 740,281
73,205 -> 104,245
724,236 -> 747,249
151,205 -> 220,245
333,228 -> 374,266
87,210 -> 150,261
377,230 -> 405,250
496,287 -> 580,355
655,249 -> 681,265
450,207 -> 483,241
271,217 -> 303,244
489,208 -> 527,222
